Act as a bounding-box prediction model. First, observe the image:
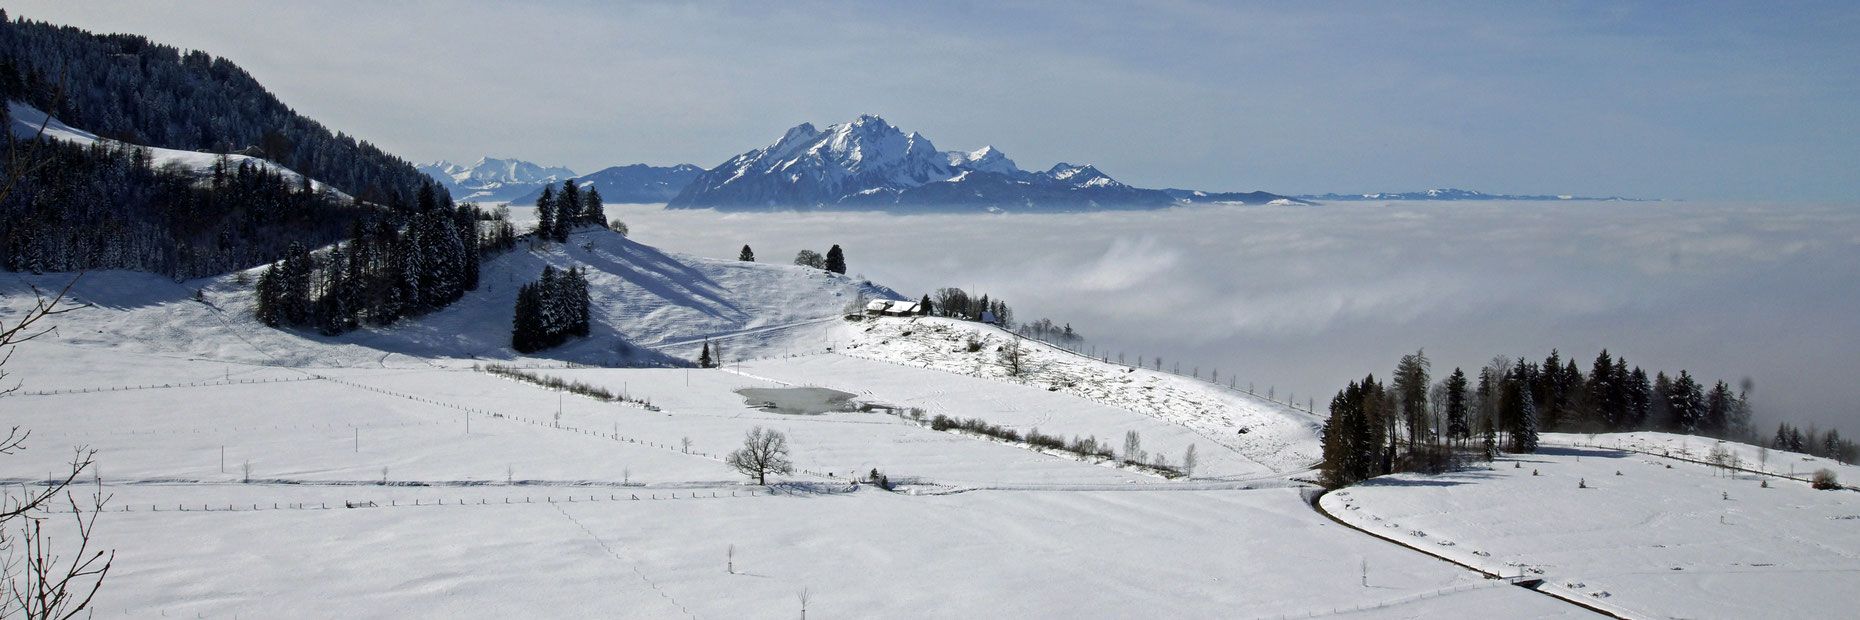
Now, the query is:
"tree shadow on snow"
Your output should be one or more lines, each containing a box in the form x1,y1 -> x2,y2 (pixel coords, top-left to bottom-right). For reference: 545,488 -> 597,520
575,233 -> 747,321
1358,469 -> 1505,488
1536,445 -> 1630,460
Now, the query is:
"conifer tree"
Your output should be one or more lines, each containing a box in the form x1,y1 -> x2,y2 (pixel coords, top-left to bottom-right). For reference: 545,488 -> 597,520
255,265 -> 282,327
1649,371 -> 1674,432
1503,359 -> 1539,453
700,341 -> 713,368
555,180 -> 580,241
1669,370 -> 1704,434
582,187 -> 605,228
1625,365 -> 1651,430
825,244 -> 846,274
739,245 -> 755,262
1445,367 -> 1470,443
1393,350 -> 1430,448
1585,349 -> 1617,430
536,185 -> 556,240
918,294 -> 932,316
1704,380 -> 1734,437
512,281 -> 541,353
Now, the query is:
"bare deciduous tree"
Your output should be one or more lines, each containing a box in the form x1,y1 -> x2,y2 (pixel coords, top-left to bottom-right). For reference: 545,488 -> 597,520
726,427 -> 793,485
1182,444 -> 1198,477
0,274 -> 113,620
997,335 -> 1027,378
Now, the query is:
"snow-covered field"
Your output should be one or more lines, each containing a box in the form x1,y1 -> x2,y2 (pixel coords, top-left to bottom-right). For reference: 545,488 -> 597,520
1322,436 -> 1860,619
0,328 -> 1585,618
0,230 -> 1598,617
4,228 -> 1851,618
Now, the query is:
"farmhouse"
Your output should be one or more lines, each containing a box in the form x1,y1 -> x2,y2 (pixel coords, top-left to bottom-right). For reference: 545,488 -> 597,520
864,299 -> 921,317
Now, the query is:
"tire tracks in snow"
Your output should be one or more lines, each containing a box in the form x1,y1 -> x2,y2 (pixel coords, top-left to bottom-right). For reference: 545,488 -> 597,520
1307,487 -> 1636,619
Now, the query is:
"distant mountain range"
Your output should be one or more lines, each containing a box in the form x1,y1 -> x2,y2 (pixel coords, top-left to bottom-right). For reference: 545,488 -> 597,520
1294,188 -> 1649,202
666,115 -> 1302,211
418,157 -> 577,203
421,130 -> 1649,212
507,163 -> 704,205
418,158 -> 704,205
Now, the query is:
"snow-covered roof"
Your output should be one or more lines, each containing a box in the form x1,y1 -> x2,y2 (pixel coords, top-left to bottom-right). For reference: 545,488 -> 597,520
865,299 -> 919,314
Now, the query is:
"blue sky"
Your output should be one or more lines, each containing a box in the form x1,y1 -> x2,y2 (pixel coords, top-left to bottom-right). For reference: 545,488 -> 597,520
10,0 -> 1860,200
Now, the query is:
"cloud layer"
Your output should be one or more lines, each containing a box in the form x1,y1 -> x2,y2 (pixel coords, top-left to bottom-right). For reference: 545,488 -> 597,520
616,201 -> 1860,432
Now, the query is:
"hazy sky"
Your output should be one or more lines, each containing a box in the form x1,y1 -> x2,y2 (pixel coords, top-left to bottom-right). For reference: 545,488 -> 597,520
9,1 -> 1860,201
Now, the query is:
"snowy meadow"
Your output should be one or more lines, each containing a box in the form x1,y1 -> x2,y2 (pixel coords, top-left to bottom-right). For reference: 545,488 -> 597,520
611,201 -> 1860,431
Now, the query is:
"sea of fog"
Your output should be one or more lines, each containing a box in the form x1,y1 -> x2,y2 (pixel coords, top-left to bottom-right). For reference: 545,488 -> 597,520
598,201 -> 1860,433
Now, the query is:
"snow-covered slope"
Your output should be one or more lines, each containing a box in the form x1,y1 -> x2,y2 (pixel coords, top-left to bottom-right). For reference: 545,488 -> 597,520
835,316 -> 1323,474
0,227 -> 897,369
1323,433 -> 1860,619
6,101 -> 350,199
418,157 -> 577,203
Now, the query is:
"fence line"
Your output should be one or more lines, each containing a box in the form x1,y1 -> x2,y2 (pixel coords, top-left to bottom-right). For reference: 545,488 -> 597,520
28,487 -> 779,515
0,375 -> 321,398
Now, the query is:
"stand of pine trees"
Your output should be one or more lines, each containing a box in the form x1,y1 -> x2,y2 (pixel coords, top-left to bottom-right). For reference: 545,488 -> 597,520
1771,422 -> 1859,465
254,183 -> 499,334
511,265 -> 591,353
0,12 -> 430,202
928,287 -> 1015,327
534,180 -> 605,243
0,137 -> 369,277
1321,347 -> 1773,488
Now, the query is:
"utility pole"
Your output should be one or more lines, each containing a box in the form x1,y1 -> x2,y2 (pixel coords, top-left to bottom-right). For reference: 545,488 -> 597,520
1361,557 -> 1367,588
220,445 -> 225,473
354,428 -> 359,453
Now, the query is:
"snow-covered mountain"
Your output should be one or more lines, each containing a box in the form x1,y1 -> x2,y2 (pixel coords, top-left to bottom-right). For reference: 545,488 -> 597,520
668,115 -> 1298,211
1296,187 -> 1647,202
418,157 -> 577,203
507,163 -> 705,205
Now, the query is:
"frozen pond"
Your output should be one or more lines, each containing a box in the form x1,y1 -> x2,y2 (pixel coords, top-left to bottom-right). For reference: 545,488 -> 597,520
736,386 -> 858,415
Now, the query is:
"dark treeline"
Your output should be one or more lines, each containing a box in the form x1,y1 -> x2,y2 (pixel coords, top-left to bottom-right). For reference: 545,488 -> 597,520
511,265 -> 591,353
0,137 -> 366,277
0,12 -> 429,202
918,287 -> 1084,348
926,287 -> 1014,327
255,183 -> 506,334
533,180 -> 606,243
1016,318 -> 1082,347
1771,422 -> 1858,465
1322,348 -> 1777,488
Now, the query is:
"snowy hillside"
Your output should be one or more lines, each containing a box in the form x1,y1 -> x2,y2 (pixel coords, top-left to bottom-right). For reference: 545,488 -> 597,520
6,101 -> 350,200
0,277 -> 1565,619
0,227 -> 1574,617
0,228 -> 896,369
835,316 -> 1323,475
1322,434 -> 1860,618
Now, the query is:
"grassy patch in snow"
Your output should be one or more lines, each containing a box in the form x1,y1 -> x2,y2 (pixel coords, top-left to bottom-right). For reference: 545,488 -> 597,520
477,363 -> 660,411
